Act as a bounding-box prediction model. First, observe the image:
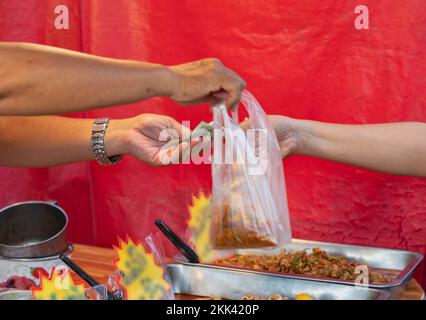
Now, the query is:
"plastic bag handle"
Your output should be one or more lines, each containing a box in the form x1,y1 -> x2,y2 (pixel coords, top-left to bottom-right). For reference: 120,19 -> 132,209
233,90 -> 265,123
213,102 -> 234,129
214,91 -> 265,129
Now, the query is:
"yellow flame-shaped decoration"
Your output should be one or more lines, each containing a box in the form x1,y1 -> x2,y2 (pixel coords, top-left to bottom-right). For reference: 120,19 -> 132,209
187,192 -> 216,262
113,236 -> 170,300
32,268 -> 87,300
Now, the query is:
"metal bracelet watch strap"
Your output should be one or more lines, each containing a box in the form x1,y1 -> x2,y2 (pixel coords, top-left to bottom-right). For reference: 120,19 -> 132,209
91,118 -> 122,165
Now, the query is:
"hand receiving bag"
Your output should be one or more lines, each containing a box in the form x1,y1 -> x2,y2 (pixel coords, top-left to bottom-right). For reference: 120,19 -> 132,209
210,91 -> 291,249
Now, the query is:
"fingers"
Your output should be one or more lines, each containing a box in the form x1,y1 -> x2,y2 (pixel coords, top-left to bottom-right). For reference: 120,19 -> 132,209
158,137 -> 195,165
169,57 -> 246,109
215,66 -> 246,110
280,144 -> 291,159
239,117 -> 251,130
162,116 -> 199,164
167,116 -> 191,140
211,90 -> 228,100
169,140 -> 191,164
197,58 -> 245,109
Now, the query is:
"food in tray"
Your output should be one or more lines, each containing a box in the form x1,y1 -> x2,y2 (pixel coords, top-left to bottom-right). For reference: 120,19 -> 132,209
242,293 -> 290,300
0,275 -> 37,293
205,293 -> 313,300
214,248 -> 389,284
0,268 -> 46,294
294,293 -> 314,300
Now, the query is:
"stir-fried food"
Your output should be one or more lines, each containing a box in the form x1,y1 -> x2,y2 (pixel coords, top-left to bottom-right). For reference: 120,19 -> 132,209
211,203 -> 276,249
214,248 -> 389,284
242,293 -> 290,300
207,293 -> 313,300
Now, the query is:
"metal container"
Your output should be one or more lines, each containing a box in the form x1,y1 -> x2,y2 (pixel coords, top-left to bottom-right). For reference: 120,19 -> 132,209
0,201 -> 70,259
175,239 -> 423,299
0,290 -> 33,300
167,264 -> 390,300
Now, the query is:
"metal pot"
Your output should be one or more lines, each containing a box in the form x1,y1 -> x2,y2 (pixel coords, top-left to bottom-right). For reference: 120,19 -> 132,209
0,201 -> 70,259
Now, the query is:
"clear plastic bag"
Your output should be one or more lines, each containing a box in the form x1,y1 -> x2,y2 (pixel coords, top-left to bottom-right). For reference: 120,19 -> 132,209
110,234 -> 174,300
144,233 -> 175,300
210,90 -> 291,249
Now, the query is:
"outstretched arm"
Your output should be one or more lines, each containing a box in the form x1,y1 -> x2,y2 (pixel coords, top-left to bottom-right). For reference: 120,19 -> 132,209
0,114 -> 192,168
0,42 -> 245,116
258,116 -> 426,177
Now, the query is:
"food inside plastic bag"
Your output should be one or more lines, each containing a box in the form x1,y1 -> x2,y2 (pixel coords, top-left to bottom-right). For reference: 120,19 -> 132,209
210,91 -> 292,249
211,164 -> 278,248
212,202 -> 277,248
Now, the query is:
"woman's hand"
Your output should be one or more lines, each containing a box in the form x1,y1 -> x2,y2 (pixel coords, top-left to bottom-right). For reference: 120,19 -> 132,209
107,114 -> 195,166
240,115 -> 307,158
266,115 -> 306,158
243,115 -> 426,177
167,58 -> 246,110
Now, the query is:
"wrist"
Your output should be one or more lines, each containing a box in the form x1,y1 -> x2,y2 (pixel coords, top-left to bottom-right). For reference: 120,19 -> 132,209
155,65 -> 177,97
141,63 -> 176,98
289,118 -> 315,156
292,119 -> 324,157
128,61 -> 176,98
161,65 -> 179,98
104,119 -> 132,158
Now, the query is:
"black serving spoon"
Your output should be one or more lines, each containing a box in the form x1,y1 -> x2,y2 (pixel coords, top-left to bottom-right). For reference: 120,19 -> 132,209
59,255 -> 122,300
154,219 -> 200,263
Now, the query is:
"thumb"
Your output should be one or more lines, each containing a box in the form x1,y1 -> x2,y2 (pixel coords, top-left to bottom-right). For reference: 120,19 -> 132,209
168,117 -> 191,141
239,117 -> 251,130
279,143 -> 292,159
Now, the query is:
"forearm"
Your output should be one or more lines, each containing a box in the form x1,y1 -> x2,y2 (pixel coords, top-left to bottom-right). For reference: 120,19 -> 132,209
0,116 -> 129,167
0,42 -> 172,116
296,120 -> 426,177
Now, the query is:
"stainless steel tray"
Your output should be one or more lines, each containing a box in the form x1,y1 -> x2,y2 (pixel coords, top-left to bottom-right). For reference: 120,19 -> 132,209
175,239 -> 423,298
167,264 -> 390,300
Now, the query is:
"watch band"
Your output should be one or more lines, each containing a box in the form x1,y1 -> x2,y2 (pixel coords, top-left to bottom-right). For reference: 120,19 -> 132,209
91,118 -> 122,165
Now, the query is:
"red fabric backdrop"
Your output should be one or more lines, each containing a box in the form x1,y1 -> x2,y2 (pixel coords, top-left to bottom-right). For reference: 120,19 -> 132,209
1,0 -> 425,288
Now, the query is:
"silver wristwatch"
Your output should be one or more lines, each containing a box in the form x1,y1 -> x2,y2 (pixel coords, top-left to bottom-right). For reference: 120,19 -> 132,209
91,118 -> 122,165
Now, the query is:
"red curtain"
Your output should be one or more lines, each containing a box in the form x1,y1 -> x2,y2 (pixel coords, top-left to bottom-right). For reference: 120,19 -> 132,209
1,0 -> 425,288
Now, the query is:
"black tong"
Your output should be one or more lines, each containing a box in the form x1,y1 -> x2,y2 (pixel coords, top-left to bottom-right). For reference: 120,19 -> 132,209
59,255 -> 121,300
154,219 -> 199,263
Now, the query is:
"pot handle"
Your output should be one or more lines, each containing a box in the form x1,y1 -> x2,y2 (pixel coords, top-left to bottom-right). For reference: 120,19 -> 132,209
46,200 -> 59,206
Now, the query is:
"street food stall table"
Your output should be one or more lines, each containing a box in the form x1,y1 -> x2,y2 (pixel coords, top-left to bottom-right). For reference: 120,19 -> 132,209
70,244 -> 425,300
